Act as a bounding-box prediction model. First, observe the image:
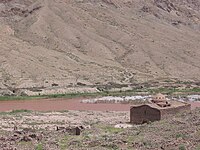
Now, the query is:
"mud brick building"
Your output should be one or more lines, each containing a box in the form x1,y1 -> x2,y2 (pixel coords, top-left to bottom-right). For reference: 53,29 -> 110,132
130,94 -> 191,124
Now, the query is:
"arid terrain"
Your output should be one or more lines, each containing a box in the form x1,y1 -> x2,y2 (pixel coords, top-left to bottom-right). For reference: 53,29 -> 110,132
1,1 -> 200,150
0,0 -> 200,95
0,108 -> 200,150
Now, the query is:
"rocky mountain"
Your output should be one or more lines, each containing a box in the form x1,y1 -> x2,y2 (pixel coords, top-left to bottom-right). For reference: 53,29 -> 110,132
0,0 -> 200,94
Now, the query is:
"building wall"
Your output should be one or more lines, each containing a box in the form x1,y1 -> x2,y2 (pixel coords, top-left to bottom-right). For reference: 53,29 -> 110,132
130,105 -> 161,124
160,104 -> 191,119
130,103 -> 191,124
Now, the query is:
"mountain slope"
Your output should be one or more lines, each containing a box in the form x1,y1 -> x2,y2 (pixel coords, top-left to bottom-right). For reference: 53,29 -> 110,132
0,0 -> 200,93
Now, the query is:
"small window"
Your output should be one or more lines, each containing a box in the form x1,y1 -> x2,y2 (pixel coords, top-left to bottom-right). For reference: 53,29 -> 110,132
144,110 -> 147,115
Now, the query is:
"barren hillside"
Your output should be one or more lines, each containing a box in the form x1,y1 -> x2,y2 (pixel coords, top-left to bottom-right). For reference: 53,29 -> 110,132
0,0 -> 200,94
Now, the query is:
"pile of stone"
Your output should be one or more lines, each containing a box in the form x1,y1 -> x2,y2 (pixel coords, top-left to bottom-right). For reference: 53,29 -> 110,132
56,126 -> 84,136
12,128 -> 43,142
0,128 -> 43,150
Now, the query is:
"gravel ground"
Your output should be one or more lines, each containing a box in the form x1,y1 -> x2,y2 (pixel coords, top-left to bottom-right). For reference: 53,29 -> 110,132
0,108 -> 200,150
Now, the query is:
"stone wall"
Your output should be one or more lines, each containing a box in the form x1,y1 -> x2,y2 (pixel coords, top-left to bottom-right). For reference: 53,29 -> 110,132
130,103 -> 191,124
160,104 -> 191,119
130,105 -> 161,124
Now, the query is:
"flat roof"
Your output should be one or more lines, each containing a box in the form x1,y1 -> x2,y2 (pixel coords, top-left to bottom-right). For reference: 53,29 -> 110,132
131,100 -> 190,110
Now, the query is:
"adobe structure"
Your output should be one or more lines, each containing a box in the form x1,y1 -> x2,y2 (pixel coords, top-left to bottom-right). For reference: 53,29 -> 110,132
130,93 -> 191,124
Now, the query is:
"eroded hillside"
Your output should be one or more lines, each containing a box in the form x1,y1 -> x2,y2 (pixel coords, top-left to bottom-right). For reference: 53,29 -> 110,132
0,0 -> 200,94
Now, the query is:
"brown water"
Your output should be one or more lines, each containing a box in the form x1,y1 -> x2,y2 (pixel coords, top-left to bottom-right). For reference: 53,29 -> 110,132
0,98 -> 198,112
0,98 -> 132,112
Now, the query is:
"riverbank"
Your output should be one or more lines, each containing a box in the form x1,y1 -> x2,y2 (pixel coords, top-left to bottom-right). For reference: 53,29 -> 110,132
0,87 -> 200,101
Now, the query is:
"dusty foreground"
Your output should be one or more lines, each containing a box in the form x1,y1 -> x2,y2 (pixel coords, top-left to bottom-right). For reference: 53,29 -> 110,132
0,109 -> 200,150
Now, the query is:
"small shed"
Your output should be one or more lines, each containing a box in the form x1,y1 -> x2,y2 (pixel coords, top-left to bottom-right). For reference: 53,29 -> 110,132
130,105 -> 161,124
130,94 -> 191,124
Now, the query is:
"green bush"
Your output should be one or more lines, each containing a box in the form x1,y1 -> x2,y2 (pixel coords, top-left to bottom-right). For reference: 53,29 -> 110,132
195,145 -> 200,150
35,143 -> 43,150
179,144 -> 186,150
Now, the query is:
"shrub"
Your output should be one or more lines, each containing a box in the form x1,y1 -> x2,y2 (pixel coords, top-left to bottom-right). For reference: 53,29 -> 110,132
35,143 -> 43,150
179,144 -> 186,150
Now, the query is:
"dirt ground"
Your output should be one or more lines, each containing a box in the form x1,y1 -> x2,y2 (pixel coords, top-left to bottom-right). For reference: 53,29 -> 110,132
0,108 -> 200,150
0,96 -> 200,149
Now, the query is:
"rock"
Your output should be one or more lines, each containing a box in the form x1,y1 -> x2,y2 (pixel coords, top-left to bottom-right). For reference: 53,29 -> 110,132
29,133 -> 37,139
56,126 -> 84,135
20,135 -> 32,142
114,124 -> 133,129
14,131 -> 23,135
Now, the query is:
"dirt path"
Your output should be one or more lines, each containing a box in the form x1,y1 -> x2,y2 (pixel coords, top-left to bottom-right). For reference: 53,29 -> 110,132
0,98 -> 199,112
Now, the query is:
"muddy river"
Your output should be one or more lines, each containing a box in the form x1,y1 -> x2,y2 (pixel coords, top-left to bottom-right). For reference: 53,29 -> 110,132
0,98 -> 132,112
0,97 -> 199,112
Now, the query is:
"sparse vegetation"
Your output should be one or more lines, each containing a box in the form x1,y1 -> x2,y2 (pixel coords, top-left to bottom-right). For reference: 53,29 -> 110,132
35,143 -> 43,150
0,108 -> 199,149
179,144 -> 186,150
102,143 -> 119,150
0,87 -> 200,101
10,109 -> 32,114
196,145 -> 200,150
176,133 -> 187,139
59,136 -> 68,150
103,126 -> 124,134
